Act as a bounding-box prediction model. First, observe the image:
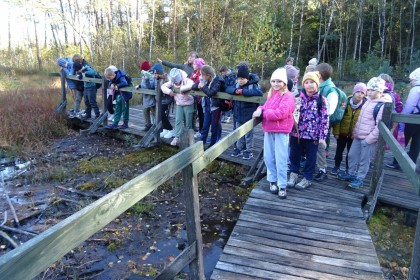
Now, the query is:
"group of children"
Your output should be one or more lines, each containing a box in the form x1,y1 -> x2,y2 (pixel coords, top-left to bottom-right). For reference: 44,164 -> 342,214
58,54 -> 420,200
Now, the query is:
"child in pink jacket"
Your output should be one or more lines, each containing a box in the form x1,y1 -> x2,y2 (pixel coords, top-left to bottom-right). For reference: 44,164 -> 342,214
338,76 -> 392,188
253,68 -> 295,199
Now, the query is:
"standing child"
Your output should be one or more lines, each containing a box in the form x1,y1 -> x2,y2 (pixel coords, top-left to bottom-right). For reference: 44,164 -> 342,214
191,65 -> 223,149
226,63 -> 263,160
338,77 -> 392,188
219,65 -> 237,124
190,58 -> 206,137
288,71 -> 329,189
137,60 -> 157,131
104,66 -> 130,129
252,68 -> 295,199
331,83 -> 367,175
161,68 -> 195,146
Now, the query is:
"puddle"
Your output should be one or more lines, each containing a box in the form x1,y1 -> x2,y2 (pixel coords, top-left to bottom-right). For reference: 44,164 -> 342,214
0,158 -> 33,183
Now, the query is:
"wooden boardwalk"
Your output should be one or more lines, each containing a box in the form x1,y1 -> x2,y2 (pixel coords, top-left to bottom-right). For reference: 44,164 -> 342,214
80,104 -> 419,279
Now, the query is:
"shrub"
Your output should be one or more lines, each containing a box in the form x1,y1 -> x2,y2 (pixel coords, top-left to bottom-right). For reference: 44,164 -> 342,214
0,87 -> 68,155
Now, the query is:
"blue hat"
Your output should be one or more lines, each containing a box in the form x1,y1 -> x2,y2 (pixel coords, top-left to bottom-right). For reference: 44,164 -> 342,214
169,68 -> 182,83
151,63 -> 164,75
57,58 -> 67,67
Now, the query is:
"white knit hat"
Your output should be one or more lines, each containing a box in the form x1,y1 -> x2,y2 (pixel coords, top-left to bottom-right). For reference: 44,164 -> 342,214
270,68 -> 288,84
409,67 -> 420,81
308,58 -> 318,66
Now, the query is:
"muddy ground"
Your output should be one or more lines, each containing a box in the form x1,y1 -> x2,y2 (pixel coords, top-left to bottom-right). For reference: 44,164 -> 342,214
0,131 -> 251,279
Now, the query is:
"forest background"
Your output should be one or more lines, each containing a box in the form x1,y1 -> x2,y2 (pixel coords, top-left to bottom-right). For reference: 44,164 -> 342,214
0,0 -> 418,84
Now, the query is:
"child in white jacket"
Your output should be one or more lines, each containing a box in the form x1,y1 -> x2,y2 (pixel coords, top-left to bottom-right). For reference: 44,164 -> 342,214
338,76 -> 392,188
161,68 -> 195,146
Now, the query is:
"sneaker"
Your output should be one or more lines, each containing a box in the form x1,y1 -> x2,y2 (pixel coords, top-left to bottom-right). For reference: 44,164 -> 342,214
225,116 -> 231,123
105,124 -> 118,129
330,166 -> 340,175
295,178 -> 311,189
347,178 -> 363,189
269,182 -> 279,194
194,132 -> 202,139
170,137 -> 179,146
119,123 -> 129,129
337,172 -> 356,181
278,188 -> 287,199
242,150 -> 253,160
385,162 -> 401,170
164,130 -> 174,139
68,112 -> 77,118
81,113 -> 91,120
231,148 -> 243,157
108,114 -> 114,121
287,173 -> 299,188
314,170 -> 328,182
160,129 -> 169,137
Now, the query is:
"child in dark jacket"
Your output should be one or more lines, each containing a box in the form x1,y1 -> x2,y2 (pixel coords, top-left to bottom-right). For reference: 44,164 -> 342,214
73,61 -> 100,119
219,65 -> 236,124
104,66 -> 130,129
225,63 -> 263,160
287,71 -> 329,189
191,65 -> 223,149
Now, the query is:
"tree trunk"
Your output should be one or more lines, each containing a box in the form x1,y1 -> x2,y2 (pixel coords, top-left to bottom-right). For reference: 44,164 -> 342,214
172,0 -> 177,58
369,5 -> 374,53
353,0 -> 364,60
149,0 -> 156,61
318,0 -> 335,61
409,0 -> 417,65
336,0 -> 344,79
378,0 -> 386,58
317,1 -> 323,61
288,0 -> 298,57
59,0 -> 68,45
296,0 -> 305,66
217,0 -> 229,52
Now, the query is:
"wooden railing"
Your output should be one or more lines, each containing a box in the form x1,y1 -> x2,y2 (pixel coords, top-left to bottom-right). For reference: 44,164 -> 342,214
0,71 -> 262,280
365,103 -> 420,280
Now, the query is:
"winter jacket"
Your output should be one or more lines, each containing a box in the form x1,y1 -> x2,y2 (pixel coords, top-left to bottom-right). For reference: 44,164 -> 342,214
225,73 -> 263,123
139,73 -> 157,108
291,89 -> 329,141
220,71 -> 237,91
59,57 -> 76,89
161,69 -> 195,106
258,90 -> 295,133
332,96 -> 366,137
318,78 -> 338,116
190,70 -> 201,84
402,81 -> 420,115
192,76 -> 223,108
161,60 -> 194,77
353,94 -> 392,144
83,65 -> 99,89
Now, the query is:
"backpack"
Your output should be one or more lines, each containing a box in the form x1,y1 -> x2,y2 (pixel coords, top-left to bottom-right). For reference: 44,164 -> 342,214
212,98 -> 233,111
326,86 -> 348,125
120,74 -> 134,102
373,102 -> 392,128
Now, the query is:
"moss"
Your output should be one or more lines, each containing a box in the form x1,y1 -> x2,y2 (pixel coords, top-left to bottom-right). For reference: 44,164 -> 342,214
74,156 -> 118,174
128,198 -> 155,216
77,181 -> 98,191
124,146 -> 176,166
103,176 -> 127,190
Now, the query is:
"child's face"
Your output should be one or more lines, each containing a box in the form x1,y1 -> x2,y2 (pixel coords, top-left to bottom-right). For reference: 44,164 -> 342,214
193,63 -> 199,70
106,73 -> 116,81
352,91 -> 365,103
237,77 -> 249,86
286,60 -> 293,66
367,89 -> 380,99
220,70 -> 229,77
200,72 -> 211,81
188,54 -> 197,64
303,79 -> 317,95
270,80 -> 285,91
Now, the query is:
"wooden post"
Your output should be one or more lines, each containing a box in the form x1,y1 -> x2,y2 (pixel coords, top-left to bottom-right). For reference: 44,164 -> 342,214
155,79 -> 163,142
180,129 -> 205,280
364,103 -> 392,220
409,212 -> 420,280
102,77 -> 107,126
60,68 -> 67,104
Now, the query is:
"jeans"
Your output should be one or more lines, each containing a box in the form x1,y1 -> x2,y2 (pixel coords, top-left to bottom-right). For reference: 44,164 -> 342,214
143,106 -> 156,126
72,89 -> 83,113
264,132 -> 289,188
200,106 -> 222,145
83,86 -> 99,117
289,136 -> 319,180
235,120 -> 254,152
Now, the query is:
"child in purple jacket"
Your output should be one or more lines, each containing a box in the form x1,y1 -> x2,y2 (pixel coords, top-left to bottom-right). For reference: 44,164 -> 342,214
253,68 -> 295,199
287,71 -> 329,190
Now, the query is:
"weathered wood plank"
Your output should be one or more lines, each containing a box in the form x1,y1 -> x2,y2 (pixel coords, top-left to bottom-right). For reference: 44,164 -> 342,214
0,143 -> 204,280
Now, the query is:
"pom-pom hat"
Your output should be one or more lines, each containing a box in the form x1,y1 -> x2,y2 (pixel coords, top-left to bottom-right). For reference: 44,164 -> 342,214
367,77 -> 387,92
237,64 -> 249,79
169,68 -> 182,84
302,71 -> 321,88
409,67 -> 420,81
150,63 -> 164,74
140,61 -> 151,71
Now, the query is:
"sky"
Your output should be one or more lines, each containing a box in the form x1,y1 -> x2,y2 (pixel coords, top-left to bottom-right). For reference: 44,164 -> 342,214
0,1 -> 31,48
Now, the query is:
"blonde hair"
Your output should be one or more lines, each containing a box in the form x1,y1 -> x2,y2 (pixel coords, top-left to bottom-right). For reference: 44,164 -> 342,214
267,82 -> 287,98
72,54 -> 83,63
104,67 -> 116,79
200,65 -> 217,87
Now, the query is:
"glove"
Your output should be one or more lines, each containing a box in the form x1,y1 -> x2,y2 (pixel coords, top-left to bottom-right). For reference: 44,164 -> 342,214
234,89 -> 243,95
78,73 -> 83,80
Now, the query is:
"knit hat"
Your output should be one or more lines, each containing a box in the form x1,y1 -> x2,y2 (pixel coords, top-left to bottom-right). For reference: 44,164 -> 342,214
73,61 -> 83,71
270,68 -> 288,85
308,58 -> 318,66
193,58 -> 206,69
352,82 -> 367,94
150,63 -> 164,74
237,64 -> 249,79
409,67 -> 420,81
302,71 -> 320,88
285,65 -> 300,80
57,58 -> 67,68
169,68 -> 182,84
140,60 -> 151,71
367,77 -> 387,92
219,65 -> 228,72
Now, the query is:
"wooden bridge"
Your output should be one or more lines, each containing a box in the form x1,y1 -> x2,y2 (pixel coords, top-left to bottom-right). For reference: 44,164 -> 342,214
1,72 -> 419,279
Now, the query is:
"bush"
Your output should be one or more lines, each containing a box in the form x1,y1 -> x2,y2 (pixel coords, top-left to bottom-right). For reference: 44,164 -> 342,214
0,87 -> 68,155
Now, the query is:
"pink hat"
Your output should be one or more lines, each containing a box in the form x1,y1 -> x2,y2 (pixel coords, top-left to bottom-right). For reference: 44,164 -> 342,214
193,58 -> 206,69
352,83 -> 367,94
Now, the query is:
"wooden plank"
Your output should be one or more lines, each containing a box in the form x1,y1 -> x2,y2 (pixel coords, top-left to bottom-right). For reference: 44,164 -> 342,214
211,269 -> 266,280
155,242 -> 196,280
0,143 -> 204,280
